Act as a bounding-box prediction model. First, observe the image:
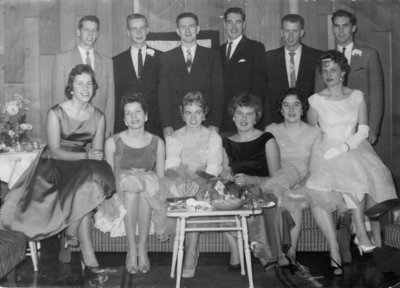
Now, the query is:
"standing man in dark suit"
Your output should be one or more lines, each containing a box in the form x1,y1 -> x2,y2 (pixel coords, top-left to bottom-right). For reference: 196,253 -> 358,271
263,14 -> 322,126
219,7 -> 267,133
113,14 -> 162,136
158,12 -> 223,137
52,15 -> 115,137
315,9 -> 384,145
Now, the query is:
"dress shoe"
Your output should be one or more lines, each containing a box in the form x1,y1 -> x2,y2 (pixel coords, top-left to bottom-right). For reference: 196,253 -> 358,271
354,237 -> 375,255
228,263 -> 240,272
182,250 -> 199,278
126,252 -> 138,274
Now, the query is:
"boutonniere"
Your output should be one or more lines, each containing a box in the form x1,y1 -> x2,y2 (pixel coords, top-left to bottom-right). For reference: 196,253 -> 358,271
351,49 -> 362,57
146,49 -> 155,57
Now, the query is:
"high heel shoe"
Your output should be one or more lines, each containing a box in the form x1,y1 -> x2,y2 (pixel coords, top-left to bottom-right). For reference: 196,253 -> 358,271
80,254 -> 105,274
354,237 -> 376,255
285,255 -> 299,274
126,252 -> 139,274
64,234 -> 79,248
330,257 -> 343,276
182,250 -> 199,278
138,254 -> 151,274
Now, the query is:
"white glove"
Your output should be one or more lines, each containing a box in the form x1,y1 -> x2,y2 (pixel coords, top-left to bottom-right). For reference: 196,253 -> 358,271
347,125 -> 369,149
323,143 -> 349,160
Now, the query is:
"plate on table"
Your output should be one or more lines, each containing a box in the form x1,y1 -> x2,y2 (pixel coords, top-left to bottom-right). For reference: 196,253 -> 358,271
210,198 -> 244,210
166,196 -> 195,203
0,148 -> 9,153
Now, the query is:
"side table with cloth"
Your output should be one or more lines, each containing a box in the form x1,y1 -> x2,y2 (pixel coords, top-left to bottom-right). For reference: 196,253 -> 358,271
0,150 -> 39,189
0,151 -> 39,274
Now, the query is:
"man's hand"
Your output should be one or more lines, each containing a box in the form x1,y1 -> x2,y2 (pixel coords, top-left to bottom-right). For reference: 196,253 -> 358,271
368,130 -> 378,145
163,127 -> 174,138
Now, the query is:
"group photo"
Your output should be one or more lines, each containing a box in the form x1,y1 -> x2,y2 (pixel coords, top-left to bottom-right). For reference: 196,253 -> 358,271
0,0 -> 399,287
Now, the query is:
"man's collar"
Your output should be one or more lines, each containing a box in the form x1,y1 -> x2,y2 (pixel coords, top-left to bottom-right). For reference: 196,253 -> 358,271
284,44 -> 302,54
131,45 -> 147,52
229,34 -> 243,45
181,43 -> 197,52
78,45 -> 94,53
337,42 -> 354,51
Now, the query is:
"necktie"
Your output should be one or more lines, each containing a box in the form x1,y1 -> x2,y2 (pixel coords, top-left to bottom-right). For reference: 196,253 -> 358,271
138,49 -> 143,79
226,42 -> 232,62
86,51 -> 92,69
186,49 -> 192,72
341,47 -> 348,86
289,52 -> 296,88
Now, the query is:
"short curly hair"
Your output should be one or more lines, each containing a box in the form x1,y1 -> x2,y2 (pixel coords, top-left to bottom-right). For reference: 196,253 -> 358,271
180,92 -> 209,116
276,88 -> 309,118
317,50 -> 351,79
64,64 -> 98,99
228,93 -> 263,123
120,92 -> 148,115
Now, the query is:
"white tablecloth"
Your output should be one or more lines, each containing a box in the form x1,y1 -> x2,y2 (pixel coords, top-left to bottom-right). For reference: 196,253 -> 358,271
0,150 -> 39,188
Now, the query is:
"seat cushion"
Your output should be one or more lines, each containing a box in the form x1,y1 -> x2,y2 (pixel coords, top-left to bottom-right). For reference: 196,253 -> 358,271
385,224 -> 400,249
0,230 -> 26,279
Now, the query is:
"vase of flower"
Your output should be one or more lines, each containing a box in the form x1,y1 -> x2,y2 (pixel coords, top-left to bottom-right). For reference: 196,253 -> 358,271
0,94 -> 32,148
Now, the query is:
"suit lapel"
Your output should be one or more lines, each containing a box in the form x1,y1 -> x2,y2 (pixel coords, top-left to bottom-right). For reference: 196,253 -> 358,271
73,48 -> 83,64
297,45 -> 308,84
94,51 -> 104,73
277,47 -> 289,87
350,43 -> 363,70
229,36 -> 247,63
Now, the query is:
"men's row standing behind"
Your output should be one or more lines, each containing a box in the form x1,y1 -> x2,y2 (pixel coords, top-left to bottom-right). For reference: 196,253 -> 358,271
52,15 -> 115,137
314,9 -> 384,145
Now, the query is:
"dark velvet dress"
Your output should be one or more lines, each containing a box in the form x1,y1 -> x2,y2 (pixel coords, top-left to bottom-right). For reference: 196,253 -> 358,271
223,132 -> 294,263
0,105 -> 115,240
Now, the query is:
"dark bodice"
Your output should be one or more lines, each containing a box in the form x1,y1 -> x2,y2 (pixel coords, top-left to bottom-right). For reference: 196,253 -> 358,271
114,134 -> 158,171
52,105 -> 103,152
223,132 -> 274,177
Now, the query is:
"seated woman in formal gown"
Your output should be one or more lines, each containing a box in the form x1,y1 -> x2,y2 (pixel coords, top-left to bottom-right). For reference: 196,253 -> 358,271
95,93 -> 167,275
222,93 -> 296,271
165,92 -> 223,278
265,88 -> 320,263
0,64 -> 115,273
306,50 -> 397,275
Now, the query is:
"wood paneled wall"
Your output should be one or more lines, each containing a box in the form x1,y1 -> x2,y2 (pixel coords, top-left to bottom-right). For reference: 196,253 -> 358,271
0,0 -> 399,186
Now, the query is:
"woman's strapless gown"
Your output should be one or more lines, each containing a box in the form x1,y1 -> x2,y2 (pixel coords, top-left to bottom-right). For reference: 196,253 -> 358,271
95,134 -> 170,239
0,105 -> 115,240
306,90 -> 397,212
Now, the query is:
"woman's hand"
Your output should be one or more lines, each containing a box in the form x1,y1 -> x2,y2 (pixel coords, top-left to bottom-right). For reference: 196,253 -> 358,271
87,148 -> 104,160
233,173 -> 261,186
233,173 -> 255,186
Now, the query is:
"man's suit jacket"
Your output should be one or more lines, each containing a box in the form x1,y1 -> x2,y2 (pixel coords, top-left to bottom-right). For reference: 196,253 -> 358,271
52,48 -> 115,136
263,44 -> 322,126
219,36 -> 268,133
113,47 -> 162,136
158,45 -> 224,130
315,43 -> 384,137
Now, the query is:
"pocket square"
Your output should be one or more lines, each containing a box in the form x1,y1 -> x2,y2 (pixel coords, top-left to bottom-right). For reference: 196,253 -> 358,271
238,59 -> 246,63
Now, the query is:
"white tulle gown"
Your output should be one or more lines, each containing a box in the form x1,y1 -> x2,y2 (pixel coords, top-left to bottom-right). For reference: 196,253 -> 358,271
306,90 -> 397,212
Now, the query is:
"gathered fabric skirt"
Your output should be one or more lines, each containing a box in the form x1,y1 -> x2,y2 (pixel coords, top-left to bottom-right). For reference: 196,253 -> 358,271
95,169 -> 175,239
306,137 -> 397,212
0,147 -> 116,241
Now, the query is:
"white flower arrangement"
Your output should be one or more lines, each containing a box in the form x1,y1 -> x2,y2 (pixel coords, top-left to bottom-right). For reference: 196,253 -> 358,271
352,49 -> 362,57
146,48 -> 155,57
0,94 -> 32,146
